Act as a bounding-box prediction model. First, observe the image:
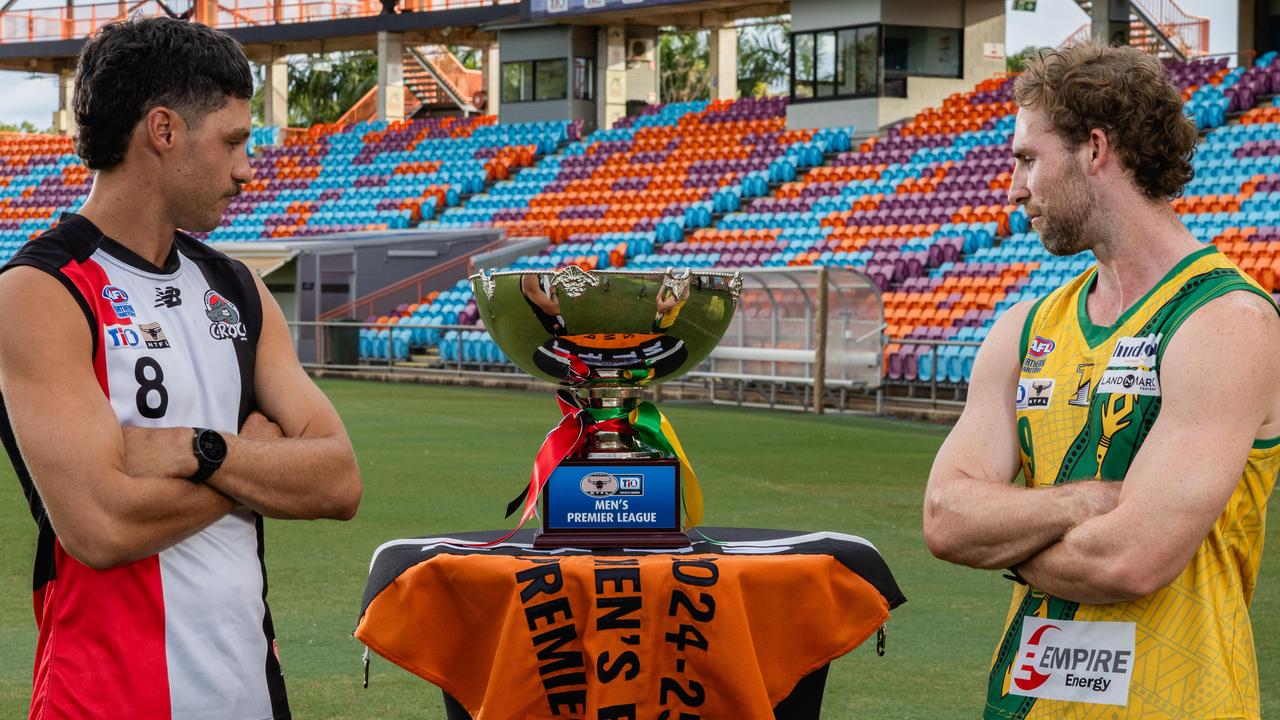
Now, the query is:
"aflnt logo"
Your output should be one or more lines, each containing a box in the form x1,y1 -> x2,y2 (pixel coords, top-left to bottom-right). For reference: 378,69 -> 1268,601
1010,617 -> 1135,707
1027,336 -> 1056,358
1022,336 -> 1056,373
102,285 -> 136,319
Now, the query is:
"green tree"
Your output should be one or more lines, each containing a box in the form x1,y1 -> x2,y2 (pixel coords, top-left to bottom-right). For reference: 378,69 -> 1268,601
1006,45 -> 1052,73
737,20 -> 789,98
252,51 -> 377,127
0,120 -> 45,133
447,45 -> 482,70
660,30 -> 710,102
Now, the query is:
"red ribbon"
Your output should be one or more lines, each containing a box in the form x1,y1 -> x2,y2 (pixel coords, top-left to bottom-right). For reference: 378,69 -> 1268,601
462,390 -> 630,548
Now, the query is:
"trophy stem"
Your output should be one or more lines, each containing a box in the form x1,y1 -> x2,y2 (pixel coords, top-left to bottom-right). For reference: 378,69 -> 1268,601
576,386 -> 663,461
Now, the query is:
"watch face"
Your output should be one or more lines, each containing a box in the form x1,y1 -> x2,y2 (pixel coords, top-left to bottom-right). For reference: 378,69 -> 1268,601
198,431 -> 227,463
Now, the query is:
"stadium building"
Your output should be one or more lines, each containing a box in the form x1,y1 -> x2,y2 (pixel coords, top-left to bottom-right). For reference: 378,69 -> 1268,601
0,0 -> 1273,407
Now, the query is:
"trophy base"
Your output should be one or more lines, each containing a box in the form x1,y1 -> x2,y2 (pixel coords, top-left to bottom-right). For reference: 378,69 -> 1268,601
539,459 -> 685,550
533,529 -> 691,549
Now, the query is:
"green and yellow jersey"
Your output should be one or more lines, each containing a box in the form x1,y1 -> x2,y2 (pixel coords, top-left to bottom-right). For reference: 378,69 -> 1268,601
985,246 -> 1280,719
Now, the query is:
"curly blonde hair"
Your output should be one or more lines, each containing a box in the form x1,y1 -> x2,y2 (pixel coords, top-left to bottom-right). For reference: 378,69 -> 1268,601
1014,42 -> 1197,200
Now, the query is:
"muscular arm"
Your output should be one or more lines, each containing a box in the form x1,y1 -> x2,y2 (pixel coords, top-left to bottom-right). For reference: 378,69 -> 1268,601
923,301 -> 1119,570
1016,292 -> 1279,604
205,273 -> 361,520
0,267 -> 234,570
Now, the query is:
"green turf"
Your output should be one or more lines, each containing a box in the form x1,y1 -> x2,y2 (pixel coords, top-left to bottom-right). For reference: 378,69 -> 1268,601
0,378 -> 1275,718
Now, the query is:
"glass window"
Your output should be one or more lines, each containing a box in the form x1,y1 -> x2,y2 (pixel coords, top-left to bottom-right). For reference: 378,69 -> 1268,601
837,28 -> 859,97
793,33 -> 815,99
536,58 -> 568,101
573,57 -> 594,100
815,32 -> 837,97
791,24 -> 879,101
855,26 -> 879,95
883,25 -> 962,78
501,62 -> 532,103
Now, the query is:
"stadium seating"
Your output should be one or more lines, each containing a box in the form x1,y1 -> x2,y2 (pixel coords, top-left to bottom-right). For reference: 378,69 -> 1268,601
367,56 -> 1280,368
205,116 -> 573,242
3,53 -> 1277,377
0,134 -> 87,261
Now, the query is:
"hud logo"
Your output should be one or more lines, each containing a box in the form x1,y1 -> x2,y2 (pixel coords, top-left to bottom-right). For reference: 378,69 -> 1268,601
204,290 -> 247,341
580,472 -> 619,498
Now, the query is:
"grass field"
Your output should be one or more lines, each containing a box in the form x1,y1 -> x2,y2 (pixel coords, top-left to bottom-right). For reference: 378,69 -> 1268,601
0,378 -> 1276,718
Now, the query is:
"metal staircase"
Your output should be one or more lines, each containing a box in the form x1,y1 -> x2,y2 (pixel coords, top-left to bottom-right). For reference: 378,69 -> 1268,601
1061,0 -> 1208,61
335,45 -> 482,126
403,46 -> 481,116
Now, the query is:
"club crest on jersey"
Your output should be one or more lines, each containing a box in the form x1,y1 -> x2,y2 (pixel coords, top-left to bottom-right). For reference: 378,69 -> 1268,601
1022,336 -> 1056,373
204,289 -> 247,341
102,285 -> 136,319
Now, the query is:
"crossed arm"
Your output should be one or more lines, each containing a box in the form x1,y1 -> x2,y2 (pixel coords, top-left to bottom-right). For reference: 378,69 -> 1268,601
923,293 -> 1279,604
0,267 -> 361,571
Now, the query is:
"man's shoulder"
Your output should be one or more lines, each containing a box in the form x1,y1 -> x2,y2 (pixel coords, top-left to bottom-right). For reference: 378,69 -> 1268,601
3,217 -> 101,276
1178,289 -> 1279,339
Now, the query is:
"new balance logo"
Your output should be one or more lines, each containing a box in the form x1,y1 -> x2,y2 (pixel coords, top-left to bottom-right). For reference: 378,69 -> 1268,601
155,286 -> 182,308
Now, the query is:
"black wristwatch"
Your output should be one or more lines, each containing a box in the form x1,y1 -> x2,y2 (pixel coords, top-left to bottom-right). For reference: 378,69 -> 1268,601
190,428 -> 228,484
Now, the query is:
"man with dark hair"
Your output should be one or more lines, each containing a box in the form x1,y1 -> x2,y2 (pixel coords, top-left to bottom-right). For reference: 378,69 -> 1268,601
924,42 -> 1279,718
0,18 -> 361,719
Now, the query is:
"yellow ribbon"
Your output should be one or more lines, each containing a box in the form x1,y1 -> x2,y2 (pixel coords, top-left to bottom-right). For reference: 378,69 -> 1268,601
629,405 -> 704,527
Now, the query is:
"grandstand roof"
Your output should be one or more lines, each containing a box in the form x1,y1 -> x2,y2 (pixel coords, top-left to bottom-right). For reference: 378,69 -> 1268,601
514,0 -> 787,28
0,1 -> 520,72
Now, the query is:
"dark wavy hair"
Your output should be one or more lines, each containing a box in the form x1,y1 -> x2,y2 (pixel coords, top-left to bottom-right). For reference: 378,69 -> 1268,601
73,18 -> 253,171
1014,42 -> 1197,200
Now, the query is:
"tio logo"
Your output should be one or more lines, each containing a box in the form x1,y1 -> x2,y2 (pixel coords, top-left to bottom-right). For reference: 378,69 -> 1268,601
106,325 -> 142,349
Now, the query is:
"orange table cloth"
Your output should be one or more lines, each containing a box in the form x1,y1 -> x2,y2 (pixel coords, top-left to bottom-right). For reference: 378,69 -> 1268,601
356,528 -> 905,720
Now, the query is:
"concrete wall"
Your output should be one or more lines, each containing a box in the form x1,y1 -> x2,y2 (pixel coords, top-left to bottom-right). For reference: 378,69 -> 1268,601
788,98 -> 879,136
499,24 -> 570,62
881,0 -> 962,27
791,0 -> 879,32
625,26 -> 659,104
962,0 -> 1006,87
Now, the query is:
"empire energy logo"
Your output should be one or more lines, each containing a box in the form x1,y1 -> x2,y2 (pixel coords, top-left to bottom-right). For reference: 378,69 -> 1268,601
1010,616 -> 1135,706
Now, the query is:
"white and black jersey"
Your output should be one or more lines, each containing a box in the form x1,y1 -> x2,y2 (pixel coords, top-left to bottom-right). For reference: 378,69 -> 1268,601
0,213 -> 289,719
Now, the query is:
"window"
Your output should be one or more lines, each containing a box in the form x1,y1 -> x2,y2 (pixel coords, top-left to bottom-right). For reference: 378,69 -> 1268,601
790,24 -> 879,102
573,57 -> 594,100
883,25 -> 962,78
501,59 -> 569,103
536,58 -> 568,100
502,62 -> 533,103
793,33 -> 815,98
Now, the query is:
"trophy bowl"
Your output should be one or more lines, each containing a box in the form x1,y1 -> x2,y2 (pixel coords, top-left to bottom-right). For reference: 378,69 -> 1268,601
470,266 -> 742,548
471,266 -> 741,388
